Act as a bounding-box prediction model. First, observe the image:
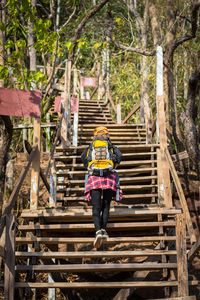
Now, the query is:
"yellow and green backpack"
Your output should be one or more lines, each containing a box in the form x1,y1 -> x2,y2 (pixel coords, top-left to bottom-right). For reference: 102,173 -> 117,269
87,138 -> 114,175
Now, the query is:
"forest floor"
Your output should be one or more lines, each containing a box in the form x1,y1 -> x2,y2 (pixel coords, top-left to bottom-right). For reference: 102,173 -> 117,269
0,153 -> 200,299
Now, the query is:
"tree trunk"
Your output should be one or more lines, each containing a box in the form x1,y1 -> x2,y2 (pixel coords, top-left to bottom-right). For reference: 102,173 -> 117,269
0,116 -> 13,208
164,0 -> 185,152
180,68 -> 200,176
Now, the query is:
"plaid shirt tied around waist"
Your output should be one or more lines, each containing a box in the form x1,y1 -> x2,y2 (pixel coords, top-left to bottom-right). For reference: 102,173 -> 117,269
84,173 -> 122,201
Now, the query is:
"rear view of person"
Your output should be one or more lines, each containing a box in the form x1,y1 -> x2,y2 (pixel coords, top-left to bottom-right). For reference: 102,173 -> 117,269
81,126 -> 122,248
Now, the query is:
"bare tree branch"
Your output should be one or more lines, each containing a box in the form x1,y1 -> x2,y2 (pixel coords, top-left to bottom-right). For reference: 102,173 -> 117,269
171,1 -> 200,53
69,0 -> 110,61
112,38 -> 155,56
121,0 -> 143,28
58,6 -> 76,32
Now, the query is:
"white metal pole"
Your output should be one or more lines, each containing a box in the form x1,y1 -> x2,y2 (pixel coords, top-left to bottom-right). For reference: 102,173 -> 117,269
156,45 -> 163,143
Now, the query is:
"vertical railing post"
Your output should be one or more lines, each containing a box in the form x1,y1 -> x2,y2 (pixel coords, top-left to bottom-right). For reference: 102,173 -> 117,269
30,118 -> 41,210
61,60 -> 72,148
80,68 -> 86,99
176,214 -> 189,297
49,159 -> 57,207
4,214 -> 15,300
156,46 -> 172,208
72,95 -> 79,147
117,103 -> 121,124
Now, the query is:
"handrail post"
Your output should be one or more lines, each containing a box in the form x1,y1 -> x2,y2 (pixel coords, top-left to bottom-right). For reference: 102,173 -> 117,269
156,46 -> 172,208
49,159 -> 57,208
72,95 -> 79,147
117,103 -> 121,124
30,118 -> 41,210
61,60 -> 72,148
4,214 -> 15,300
176,214 -> 189,297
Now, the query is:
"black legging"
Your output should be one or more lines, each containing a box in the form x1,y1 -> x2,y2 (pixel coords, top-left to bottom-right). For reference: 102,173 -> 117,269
91,189 -> 113,232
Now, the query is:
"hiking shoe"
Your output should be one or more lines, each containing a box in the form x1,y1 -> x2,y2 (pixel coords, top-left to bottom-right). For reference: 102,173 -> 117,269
101,229 -> 109,240
93,230 -> 103,248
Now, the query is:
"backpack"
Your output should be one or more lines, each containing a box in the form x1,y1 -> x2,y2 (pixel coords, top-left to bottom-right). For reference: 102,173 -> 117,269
87,138 -> 114,176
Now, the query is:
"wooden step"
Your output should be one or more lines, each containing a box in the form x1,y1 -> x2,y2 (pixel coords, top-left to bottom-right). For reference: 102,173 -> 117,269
77,124 -> 146,128
79,136 -> 146,141
16,236 -> 178,244
16,250 -> 177,258
78,128 -> 146,133
20,208 -> 181,219
54,152 -> 157,161
18,221 -> 176,232
57,193 -> 158,201
10,281 -> 185,289
55,144 -> 160,153
59,185 -> 158,193
56,167 -> 157,177
15,263 -> 177,273
56,176 -> 158,186
56,160 -> 157,169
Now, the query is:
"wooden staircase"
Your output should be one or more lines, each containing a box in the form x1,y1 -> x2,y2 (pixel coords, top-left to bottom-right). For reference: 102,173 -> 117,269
1,97 -> 197,299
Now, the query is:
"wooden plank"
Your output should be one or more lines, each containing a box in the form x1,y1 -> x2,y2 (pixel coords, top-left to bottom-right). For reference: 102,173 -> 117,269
8,281 -> 180,289
4,215 -> 15,300
49,160 -> 56,207
149,297 -> 196,300
188,235 -> 200,261
58,160 -> 157,168
58,194 -> 158,201
165,148 -> 196,244
176,214 -> 189,297
15,250 -> 177,258
56,167 -> 158,177
16,236 -> 177,244
20,208 -> 182,218
157,89 -> 172,208
30,118 -> 41,210
107,90 -> 117,113
64,185 -> 158,192
15,263 -> 177,273
25,140 -> 50,192
56,176 -> 158,185
122,103 -> 140,124
18,221 -> 176,231
0,147 -> 37,238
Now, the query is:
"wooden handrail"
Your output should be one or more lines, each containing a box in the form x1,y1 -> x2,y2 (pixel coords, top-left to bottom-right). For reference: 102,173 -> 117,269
188,235 -> 200,261
122,102 -> 140,124
106,90 -> 117,114
0,146 -> 38,238
164,148 -> 196,244
25,141 -> 50,192
45,113 -> 64,178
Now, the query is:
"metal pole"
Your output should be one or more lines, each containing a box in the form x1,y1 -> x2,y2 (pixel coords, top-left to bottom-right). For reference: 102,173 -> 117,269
156,45 -> 163,143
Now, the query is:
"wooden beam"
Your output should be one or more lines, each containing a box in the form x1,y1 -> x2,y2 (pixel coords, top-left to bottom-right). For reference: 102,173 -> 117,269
107,90 -> 117,114
25,141 -> 50,192
188,234 -> 200,261
18,221 -> 176,232
16,250 -> 177,258
16,236 -> 177,244
30,118 -> 41,210
49,159 -> 57,208
4,215 -> 15,300
5,281 -> 180,289
15,263 -> 177,273
0,147 -> 37,238
165,148 -> 196,244
122,103 -> 140,124
176,214 -> 189,297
